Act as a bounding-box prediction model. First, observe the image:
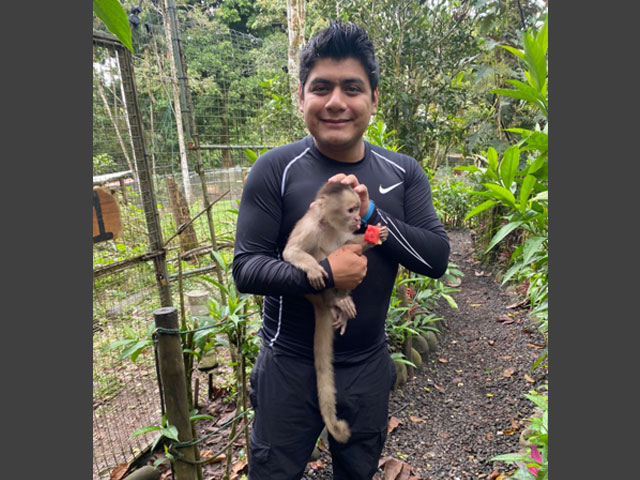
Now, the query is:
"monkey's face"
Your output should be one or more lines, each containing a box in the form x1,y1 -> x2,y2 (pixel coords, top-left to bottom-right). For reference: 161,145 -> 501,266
326,190 -> 361,232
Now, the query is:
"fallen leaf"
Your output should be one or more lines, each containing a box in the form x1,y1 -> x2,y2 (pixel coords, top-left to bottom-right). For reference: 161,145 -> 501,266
206,455 -> 226,464
110,463 -> 129,480
231,457 -> 248,478
433,383 -> 445,392
506,298 -> 527,309
216,411 -> 236,426
510,418 -> 519,430
527,342 -> 546,349
382,457 -> 406,480
437,358 -> 448,363
488,340 -> 495,346
446,277 -> 462,287
488,471 -> 500,480
409,415 -> 426,424
474,270 -> 486,276
503,428 -> 517,435
524,374 -> 535,383
502,368 -> 516,377
469,303 -> 482,307
388,416 -> 403,434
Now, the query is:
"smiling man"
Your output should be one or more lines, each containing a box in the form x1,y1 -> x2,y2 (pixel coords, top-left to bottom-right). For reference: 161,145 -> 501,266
233,21 -> 450,479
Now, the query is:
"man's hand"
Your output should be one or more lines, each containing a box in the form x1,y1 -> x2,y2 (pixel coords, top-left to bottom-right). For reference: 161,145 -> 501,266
328,173 -> 370,219
327,243 -> 367,290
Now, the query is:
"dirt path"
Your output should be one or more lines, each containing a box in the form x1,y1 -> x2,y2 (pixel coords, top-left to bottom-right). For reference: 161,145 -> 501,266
306,228 -> 547,479
140,228 -> 547,480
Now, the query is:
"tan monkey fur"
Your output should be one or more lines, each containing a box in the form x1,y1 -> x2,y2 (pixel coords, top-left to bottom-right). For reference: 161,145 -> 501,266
282,182 -> 388,443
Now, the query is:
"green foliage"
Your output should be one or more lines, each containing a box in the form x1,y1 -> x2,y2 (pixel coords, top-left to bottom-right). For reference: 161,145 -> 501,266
103,322 -> 155,363
365,118 -> 403,152
93,0 -> 133,52
491,388 -> 548,479
93,153 -> 118,175
431,168 -> 477,228
385,265 -> 463,351
459,16 -> 548,336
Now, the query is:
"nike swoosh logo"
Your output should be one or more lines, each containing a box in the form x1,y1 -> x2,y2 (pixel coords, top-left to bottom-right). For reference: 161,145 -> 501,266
379,182 -> 403,194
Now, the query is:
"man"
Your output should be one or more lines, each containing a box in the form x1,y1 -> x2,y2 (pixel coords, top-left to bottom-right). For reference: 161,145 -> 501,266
232,21 -> 450,479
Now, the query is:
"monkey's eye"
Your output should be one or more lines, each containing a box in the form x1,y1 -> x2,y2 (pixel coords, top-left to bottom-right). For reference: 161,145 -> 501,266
348,207 -> 357,214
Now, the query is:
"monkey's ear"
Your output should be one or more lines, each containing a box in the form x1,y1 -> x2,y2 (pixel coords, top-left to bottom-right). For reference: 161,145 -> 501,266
309,200 -> 318,209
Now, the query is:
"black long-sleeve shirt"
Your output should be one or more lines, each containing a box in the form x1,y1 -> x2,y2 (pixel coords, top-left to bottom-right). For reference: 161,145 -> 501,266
233,136 -> 450,364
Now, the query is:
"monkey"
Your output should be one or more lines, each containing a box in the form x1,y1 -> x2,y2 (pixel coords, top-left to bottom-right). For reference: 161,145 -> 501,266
282,182 -> 388,443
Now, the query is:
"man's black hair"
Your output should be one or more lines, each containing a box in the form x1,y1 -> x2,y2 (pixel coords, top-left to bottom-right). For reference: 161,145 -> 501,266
299,20 -> 379,100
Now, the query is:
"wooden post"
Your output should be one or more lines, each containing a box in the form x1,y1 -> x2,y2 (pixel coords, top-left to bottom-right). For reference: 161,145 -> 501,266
154,307 -> 198,480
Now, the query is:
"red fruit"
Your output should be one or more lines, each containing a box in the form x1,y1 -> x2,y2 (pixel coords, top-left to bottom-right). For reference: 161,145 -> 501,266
364,225 -> 381,244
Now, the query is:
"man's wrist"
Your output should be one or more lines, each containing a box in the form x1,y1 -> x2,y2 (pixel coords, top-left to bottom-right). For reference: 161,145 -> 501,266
361,200 -> 375,223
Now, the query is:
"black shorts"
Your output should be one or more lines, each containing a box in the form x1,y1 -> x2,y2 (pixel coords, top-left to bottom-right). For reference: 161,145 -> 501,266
248,344 -> 397,480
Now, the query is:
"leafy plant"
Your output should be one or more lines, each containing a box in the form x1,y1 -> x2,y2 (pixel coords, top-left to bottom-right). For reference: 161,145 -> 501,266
93,153 -> 118,175
457,15 -> 548,337
131,410 -> 215,460
365,118 -> 403,152
491,388 -> 548,479
103,322 -> 155,363
431,169 -> 476,228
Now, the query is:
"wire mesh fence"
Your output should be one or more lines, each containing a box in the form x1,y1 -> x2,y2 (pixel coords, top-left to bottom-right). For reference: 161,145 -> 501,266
93,4 -> 300,476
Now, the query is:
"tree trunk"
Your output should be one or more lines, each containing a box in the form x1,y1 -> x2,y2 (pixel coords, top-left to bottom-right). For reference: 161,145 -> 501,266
95,79 -> 138,183
286,0 -> 305,110
163,0 -> 193,203
166,177 -> 199,254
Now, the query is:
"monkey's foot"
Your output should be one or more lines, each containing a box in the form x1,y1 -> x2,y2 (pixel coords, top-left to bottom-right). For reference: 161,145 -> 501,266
335,296 -> 357,319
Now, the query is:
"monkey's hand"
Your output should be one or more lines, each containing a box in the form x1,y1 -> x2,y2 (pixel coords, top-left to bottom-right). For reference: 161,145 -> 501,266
304,262 -> 329,290
376,223 -> 389,243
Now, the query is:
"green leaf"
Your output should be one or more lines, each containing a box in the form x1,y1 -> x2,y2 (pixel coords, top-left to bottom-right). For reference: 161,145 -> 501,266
93,0 -> 133,52
161,425 -> 180,442
490,453 -> 532,463
486,147 -> 498,172
502,261 -> 524,285
464,200 -> 497,221
453,165 -> 482,174
190,414 -> 215,422
485,221 -> 524,253
527,154 -> 547,175
483,183 -> 517,208
441,293 -> 458,309
521,236 -> 547,265
131,425 -> 161,437
531,191 -> 548,203
498,44 -> 525,61
519,175 -> 538,212
499,145 -> 520,190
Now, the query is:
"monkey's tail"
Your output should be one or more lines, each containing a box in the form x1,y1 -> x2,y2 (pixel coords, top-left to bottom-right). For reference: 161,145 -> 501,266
313,304 -> 351,443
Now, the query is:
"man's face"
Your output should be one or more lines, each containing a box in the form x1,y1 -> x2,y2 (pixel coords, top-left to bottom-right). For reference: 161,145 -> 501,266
299,57 -> 378,162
